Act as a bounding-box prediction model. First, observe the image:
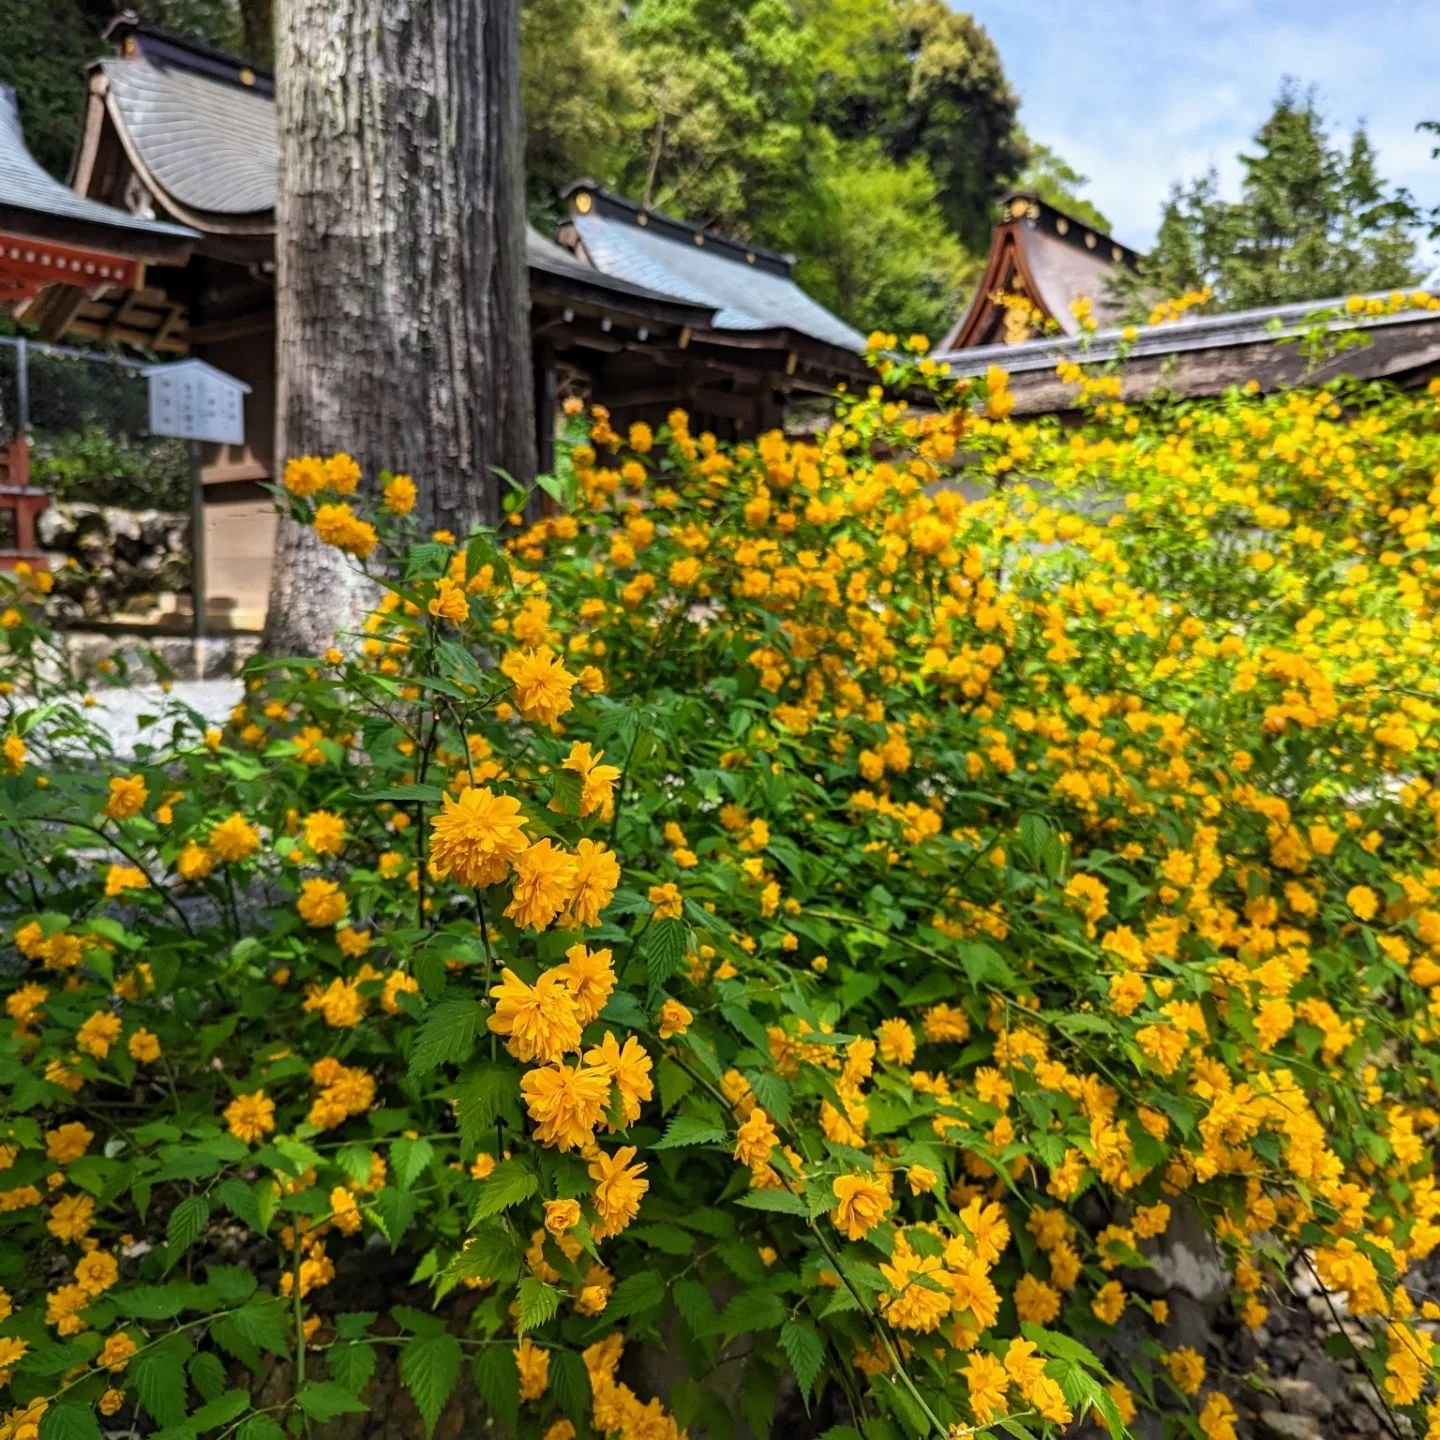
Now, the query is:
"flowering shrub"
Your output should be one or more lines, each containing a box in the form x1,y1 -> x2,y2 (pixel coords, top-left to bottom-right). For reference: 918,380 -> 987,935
4,337 -> 1440,1440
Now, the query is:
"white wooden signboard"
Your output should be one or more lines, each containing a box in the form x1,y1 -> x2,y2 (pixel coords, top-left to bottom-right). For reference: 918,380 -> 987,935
142,360 -> 250,446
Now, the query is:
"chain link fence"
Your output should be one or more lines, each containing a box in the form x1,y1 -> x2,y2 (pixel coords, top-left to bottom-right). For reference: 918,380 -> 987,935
0,337 -> 189,509
1,336 -> 196,626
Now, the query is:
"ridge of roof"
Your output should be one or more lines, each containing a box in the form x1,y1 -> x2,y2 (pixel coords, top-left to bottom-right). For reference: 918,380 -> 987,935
104,12 -> 274,96
997,190 -> 1141,271
0,81 -> 196,247
560,180 -> 796,279
937,289 -> 1440,373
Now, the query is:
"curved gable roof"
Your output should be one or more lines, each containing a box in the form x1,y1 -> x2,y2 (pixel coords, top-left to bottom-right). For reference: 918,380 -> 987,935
99,56 -> 275,225
561,184 -> 865,355
0,82 -> 194,253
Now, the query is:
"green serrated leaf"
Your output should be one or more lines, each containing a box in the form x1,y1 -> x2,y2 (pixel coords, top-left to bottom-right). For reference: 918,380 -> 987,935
38,1406 -> 102,1440
409,998 -> 480,1077
654,1114 -> 727,1150
445,1228 -> 522,1288
391,1136 -> 435,1190
187,1350 -> 227,1401
550,1347 -> 591,1423
631,1222 -> 698,1255
472,1346 -> 519,1432
297,1381 -> 368,1422
673,1277 -> 719,1339
400,1333 -> 462,1438
471,1161 -> 537,1220
187,1391 -> 249,1433
720,1289 -> 786,1336
735,1188 -> 808,1215
236,1418 -> 285,1440
132,1343 -> 191,1427
165,1194 -> 210,1267
367,1187 -> 417,1250
517,1275 -> 561,1335
605,1269 -> 667,1320
329,1341 -> 377,1396
227,1297 -> 289,1355
644,917 -> 689,994
455,1063 -> 515,1150
780,1320 -> 825,1408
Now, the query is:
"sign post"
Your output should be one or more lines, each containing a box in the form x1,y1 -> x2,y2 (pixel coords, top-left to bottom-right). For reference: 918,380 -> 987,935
188,439 -> 206,640
141,361 -> 250,650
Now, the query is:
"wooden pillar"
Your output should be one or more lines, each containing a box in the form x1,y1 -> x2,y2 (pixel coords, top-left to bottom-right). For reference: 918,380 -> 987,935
534,339 -> 557,478
0,432 -> 52,570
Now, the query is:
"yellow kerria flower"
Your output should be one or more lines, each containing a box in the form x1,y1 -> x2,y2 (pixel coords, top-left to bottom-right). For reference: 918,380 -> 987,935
313,502 -> 378,559
76,1011 -> 121,1058
560,740 -> 621,817
499,645 -> 577,726
428,577 -> 469,625
831,1173 -> 890,1240
504,839 -> 577,931
961,1350 -> 1008,1424
128,1029 -> 162,1063
102,773 -> 148,820
519,1061 -> 610,1151
1346,884 -> 1379,920
429,786 -> 529,888
209,812 -> 261,863
47,1193 -> 95,1243
543,1198 -> 581,1235
876,1017 -> 916,1065
656,998 -> 692,1039
558,838 -> 620,929
584,1031 -> 653,1129
283,455 -> 328,496
97,1333 -> 136,1372
325,453 -> 361,494
488,968 -> 582,1064
73,1250 -> 118,1296
587,1144 -> 648,1237
303,810 -> 346,856
224,1090 -> 276,1146
383,473 -> 417,514
515,1338 -> 550,1401
296,877 -> 347,928
557,943 -> 616,1024
44,1123 -> 93,1165
733,1107 -> 778,1168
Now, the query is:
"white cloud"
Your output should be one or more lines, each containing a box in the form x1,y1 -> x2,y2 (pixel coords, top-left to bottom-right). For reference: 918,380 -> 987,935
970,0 -> 1440,248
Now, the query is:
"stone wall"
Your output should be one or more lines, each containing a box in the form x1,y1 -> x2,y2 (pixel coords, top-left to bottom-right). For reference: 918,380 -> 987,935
37,503 -> 191,624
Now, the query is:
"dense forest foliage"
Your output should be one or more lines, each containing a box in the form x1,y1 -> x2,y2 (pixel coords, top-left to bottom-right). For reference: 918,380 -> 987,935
1,0 -> 1108,337
1137,81 -> 1421,310
0,2 -> 1424,335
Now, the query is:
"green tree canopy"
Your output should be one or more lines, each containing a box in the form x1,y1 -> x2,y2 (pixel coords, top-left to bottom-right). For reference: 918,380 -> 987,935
1140,82 -> 1419,311
1017,140 -> 1111,235
2,0 -> 1113,337
0,0 -> 259,180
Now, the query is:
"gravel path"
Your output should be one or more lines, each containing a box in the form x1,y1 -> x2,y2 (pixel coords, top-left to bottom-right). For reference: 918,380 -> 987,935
90,678 -> 244,757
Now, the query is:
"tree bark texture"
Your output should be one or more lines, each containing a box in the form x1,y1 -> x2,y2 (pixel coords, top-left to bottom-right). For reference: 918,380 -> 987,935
265,0 -> 535,654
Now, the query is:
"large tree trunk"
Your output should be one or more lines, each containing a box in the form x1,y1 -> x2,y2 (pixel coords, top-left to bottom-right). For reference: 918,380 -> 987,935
265,0 -> 535,654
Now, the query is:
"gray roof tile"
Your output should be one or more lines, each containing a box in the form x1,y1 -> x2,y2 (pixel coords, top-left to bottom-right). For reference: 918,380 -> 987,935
0,83 -> 194,243
571,209 -> 865,353
95,49 -> 854,351
101,58 -> 275,216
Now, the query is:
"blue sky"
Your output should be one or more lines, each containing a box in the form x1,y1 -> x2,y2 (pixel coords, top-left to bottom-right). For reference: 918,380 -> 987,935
969,0 -> 1440,253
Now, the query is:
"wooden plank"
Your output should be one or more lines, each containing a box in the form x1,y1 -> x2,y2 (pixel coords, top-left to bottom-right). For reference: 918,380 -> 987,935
185,311 -> 271,346
151,304 -> 187,351
36,285 -> 89,343
102,290 -> 138,341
